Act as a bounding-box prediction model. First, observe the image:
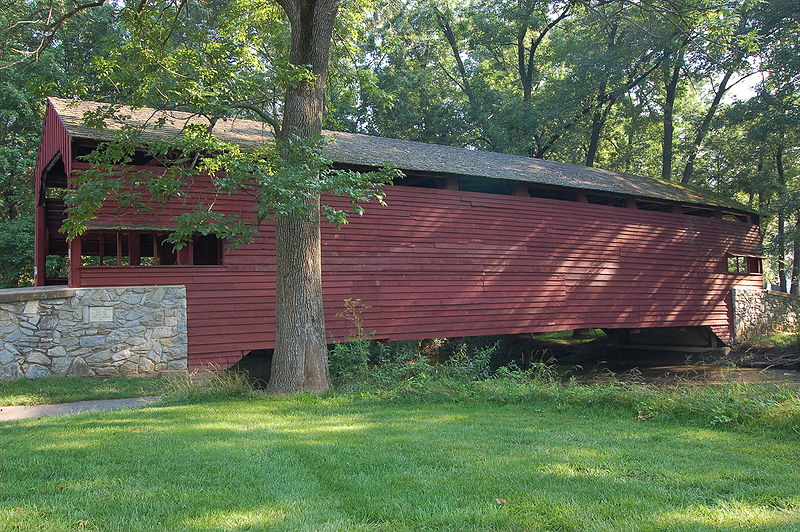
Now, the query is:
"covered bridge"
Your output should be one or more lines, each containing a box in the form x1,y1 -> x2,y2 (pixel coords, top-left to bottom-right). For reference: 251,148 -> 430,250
34,98 -> 763,370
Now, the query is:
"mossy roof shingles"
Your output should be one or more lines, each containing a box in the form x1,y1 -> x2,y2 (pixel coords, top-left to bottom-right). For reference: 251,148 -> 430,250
50,97 -> 748,211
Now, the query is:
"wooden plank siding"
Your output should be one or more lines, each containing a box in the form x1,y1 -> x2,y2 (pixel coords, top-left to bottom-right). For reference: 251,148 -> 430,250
36,100 -> 762,369
33,104 -> 73,286
75,179 -> 762,369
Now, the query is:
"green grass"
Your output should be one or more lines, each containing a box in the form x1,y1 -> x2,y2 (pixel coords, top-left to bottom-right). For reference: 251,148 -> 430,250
0,376 -> 171,406
746,332 -> 800,349
1,381 -> 799,531
530,328 -> 606,345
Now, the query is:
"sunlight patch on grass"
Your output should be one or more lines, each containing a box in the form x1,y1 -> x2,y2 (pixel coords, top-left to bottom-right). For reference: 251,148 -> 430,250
673,427 -> 743,443
0,376 -> 170,406
2,391 -> 799,530
539,463 -> 614,478
747,332 -> 800,349
183,507 -> 288,530
655,500 -> 800,529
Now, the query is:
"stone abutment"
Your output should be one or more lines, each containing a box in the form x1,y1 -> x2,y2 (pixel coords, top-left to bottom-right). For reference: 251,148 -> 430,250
0,285 -> 187,380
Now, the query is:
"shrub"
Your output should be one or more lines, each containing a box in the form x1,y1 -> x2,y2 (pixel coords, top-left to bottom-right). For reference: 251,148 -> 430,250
164,367 -> 257,403
329,339 -> 372,384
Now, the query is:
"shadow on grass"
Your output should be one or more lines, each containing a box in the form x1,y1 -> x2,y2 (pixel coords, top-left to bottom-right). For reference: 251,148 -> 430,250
1,396 -> 799,531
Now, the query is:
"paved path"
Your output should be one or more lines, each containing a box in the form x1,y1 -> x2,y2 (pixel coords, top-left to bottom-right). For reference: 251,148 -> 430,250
0,396 -> 162,421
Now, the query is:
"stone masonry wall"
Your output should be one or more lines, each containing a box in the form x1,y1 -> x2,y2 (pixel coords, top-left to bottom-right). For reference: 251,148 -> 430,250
0,285 -> 187,380
732,288 -> 800,342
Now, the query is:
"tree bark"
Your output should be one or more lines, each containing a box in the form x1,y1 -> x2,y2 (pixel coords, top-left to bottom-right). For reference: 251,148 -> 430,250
777,145 -> 787,293
586,97 -> 612,167
517,5 -> 570,102
584,22 -> 617,167
680,65 -> 735,184
435,10 -> 476,109
661,50 -> 683,181
268,0 -> 339,393
270,202 -> 330,393
791,213 -> 800,296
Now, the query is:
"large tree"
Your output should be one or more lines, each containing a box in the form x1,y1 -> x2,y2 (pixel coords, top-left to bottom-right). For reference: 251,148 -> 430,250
270,0 -> 342,392
4,0 -> 396,393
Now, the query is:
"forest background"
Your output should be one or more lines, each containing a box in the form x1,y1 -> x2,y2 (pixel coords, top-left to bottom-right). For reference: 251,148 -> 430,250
1,0 -> 798,290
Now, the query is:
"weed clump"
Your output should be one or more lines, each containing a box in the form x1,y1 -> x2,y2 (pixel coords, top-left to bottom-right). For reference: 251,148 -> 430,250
164,367 -> 259,403
328,333 -> 800,436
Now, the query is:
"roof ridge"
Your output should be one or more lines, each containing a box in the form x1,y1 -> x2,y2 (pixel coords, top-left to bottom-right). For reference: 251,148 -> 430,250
47,97 -> 752,212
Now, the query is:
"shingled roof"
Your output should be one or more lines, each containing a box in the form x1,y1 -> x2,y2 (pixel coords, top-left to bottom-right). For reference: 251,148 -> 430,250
49,97 -> 747,211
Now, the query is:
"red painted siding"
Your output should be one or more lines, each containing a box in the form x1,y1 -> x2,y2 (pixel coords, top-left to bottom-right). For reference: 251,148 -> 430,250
75,183 -> 761,368
34,101 -> 73,285
38,103 -> 762,368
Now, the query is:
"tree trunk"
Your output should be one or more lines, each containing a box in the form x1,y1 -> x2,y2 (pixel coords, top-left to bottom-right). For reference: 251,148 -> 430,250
661,50 -> 683,181
681,66 -> 735,184
585,23 -> 617,168
268,0 -> 339,394
778,209 -> 787,292
270,204 -> 330,393
777,145 -> 787,293
585,99 -> 611,167
791,213 -> 800,296
436,10 -> 475,107
517,5 -> 571,103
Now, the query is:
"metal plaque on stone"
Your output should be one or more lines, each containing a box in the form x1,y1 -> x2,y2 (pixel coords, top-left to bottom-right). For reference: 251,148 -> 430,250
88,306 -> 114,323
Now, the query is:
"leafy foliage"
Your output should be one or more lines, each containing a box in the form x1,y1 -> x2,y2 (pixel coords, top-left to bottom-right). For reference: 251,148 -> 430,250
61,113 -> 400,247
0,215 -> 34,287
0,1 -> 121,287
0,0 -> 798,290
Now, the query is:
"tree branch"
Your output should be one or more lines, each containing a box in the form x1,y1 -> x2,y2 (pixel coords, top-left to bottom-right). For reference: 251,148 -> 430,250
1,0 -> 106,69
231,102 -> 282,135
434,7 -> 476,108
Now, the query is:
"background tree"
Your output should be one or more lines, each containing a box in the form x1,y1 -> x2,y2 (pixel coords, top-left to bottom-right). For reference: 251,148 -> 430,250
0,1 -> 119,287
1,0 -> 798,339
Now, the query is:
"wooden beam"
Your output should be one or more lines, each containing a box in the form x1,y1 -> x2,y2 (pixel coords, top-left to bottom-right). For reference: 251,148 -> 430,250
129,232 -> 141,266
68,236 -> 81,287
116,232 -> 122,266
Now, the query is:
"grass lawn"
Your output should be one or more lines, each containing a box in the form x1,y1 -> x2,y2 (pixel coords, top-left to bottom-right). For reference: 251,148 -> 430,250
0,376 -> 171,406
745,332 -> 800,350
1,387 -> 799,531
530,329 -> 606,345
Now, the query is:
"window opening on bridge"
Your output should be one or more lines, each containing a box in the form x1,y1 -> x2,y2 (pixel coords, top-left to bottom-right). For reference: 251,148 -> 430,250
393,175 -> 447,189
79,231 -> 223,266
721,211 -> 750,223
527,185 -> 577,202
636,200 -> 674,212
458,177 -> 514,195
726,254 -> 762,275
585,193 -> 627,208
682,206 -> 716,217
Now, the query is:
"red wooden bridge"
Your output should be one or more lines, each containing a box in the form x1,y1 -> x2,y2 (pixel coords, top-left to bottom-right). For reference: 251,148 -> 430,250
34,98 -> 763,370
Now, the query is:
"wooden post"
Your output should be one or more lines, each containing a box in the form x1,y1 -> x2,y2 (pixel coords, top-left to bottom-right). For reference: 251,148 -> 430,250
98,232 -> 105,266
116,232 -> 122,266
34,200 -> 47,286
68,236 -> 81,287
129,232 -> 141,265
177,241 -> 193,265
